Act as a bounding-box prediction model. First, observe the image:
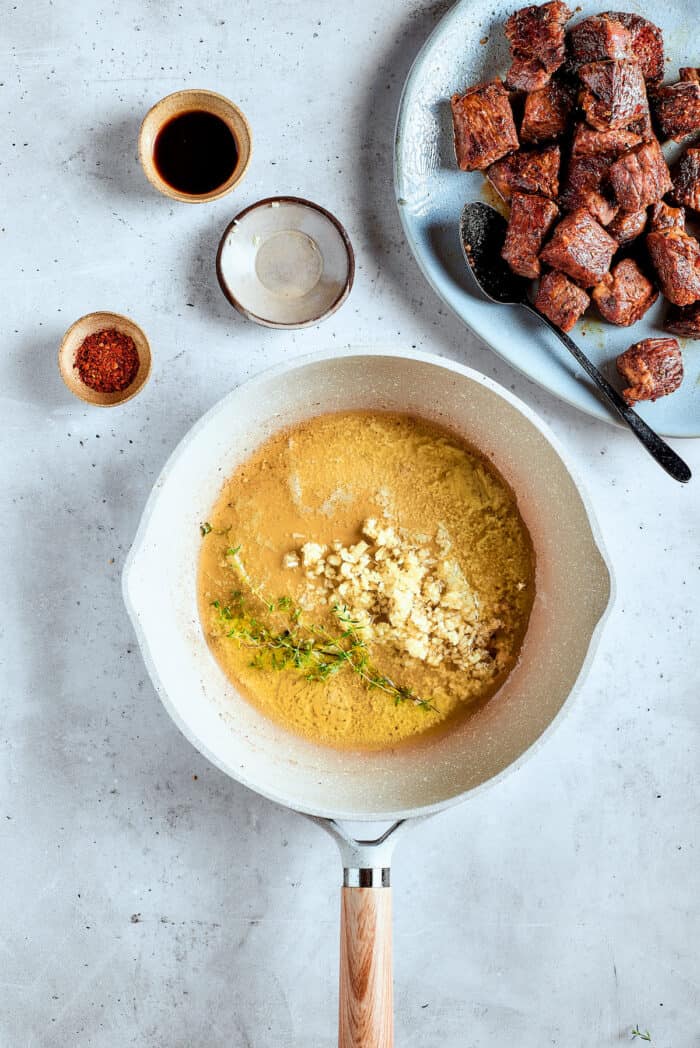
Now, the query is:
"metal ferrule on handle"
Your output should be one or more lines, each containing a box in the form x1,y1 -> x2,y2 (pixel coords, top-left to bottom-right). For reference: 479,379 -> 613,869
344,868 -> 391,888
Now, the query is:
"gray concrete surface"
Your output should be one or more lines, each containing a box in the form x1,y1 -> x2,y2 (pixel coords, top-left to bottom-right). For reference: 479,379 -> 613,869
1,1 -> 699,1045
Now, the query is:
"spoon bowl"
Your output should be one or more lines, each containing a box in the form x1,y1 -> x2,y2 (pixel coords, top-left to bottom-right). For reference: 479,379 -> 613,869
459,202 -> 529,305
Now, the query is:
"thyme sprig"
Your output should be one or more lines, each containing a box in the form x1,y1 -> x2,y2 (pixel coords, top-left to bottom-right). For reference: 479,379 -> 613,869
631,1028 -> 652,1042
200,521 -> 231,538
212,546 -> 438,713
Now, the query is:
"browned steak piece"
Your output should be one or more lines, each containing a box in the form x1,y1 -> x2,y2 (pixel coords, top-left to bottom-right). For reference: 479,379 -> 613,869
560,124 -> 642,225
647,228 -> 700,305
603,12 -> 664,83
520,81 -> 574,143
629,106 -> 656,141
607,208 -> 648,245
591,258 -> 658,325
672,148 -> 700,212
680,68 -> 700,84
569,15 -> 634,66
539,208 -> 617,285
651,81 -> 700,141
579,60 -> 649,131
508,58 -> 555,93
665,301 -> 700,338
559,152 -> 619,224
505,1 -> 572,91
570,123 -> 642,156
451,81 -> 519,171
501,192 -> 560,278
609,140 -> 671,211
534,269 -> 590,330
486,144 -> 560,201
649,201 -> 686,232
616,338 -> 683,403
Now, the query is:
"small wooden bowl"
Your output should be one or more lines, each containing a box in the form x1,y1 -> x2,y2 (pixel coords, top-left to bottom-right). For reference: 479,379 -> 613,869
138,89 -> 253,203
58,312 -> 152,407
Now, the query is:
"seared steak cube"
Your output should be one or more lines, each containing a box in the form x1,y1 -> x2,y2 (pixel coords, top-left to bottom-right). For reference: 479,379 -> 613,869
451,80 -> 519,171
501,192 -> 560,278
680,68 -> 700,84
540,208 -> 617,285
629,106 -> 656,142
486,144 -> 560,201
570,123 -> 642,157
534,269 -> 590,330
591,258 -> 658,325
616,338 -> 683,403
609,140 -> 671,211
672,148 -> 700,212
507,58 -> 554,93
647,228 -> 700,306
651,81 -> 700,141
505,1 -> 572,91
665,301 -> 700,339
607,208 -> 648,245
560,124 -> 640,223
520,81 -> 573,143
579,60 -> 649,131
559,152 -> 618,224
603,12 -> 664,83
649,201 -> 686,232
570,14 -> 634,66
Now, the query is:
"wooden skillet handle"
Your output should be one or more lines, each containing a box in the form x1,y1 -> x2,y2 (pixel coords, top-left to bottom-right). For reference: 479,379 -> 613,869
306,818 -> 408,1048
339,883 -> 393,1048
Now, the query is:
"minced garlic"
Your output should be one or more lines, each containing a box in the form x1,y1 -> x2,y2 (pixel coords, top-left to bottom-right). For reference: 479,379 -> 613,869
284,517 -> 502,673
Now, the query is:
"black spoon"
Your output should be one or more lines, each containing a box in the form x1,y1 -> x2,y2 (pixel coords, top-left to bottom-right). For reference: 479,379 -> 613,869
459,201 -> 691,485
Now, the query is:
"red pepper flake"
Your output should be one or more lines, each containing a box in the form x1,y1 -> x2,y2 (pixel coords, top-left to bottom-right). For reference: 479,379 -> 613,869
74,328 -> 140,394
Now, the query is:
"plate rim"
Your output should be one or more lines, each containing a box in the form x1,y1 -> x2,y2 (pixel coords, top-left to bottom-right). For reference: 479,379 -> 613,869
393,0 -> 699,440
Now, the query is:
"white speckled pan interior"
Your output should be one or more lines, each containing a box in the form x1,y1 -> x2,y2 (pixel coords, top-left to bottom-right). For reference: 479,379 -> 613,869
395,0 -> 700,436
123,349 -> 612,820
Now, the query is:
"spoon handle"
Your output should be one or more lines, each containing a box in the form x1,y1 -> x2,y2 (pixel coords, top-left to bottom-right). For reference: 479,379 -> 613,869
524,304 -> 691,484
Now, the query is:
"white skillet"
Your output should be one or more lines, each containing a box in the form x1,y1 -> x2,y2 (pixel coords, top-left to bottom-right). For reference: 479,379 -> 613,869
123,348 -> 612,1047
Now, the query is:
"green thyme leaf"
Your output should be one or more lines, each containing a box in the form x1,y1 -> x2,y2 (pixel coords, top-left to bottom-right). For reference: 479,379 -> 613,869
211,548 -> 439,714
200,522 -> 212,536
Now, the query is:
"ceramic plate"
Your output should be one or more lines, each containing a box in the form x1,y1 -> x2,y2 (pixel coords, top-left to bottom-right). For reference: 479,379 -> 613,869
394,0 -> 699,436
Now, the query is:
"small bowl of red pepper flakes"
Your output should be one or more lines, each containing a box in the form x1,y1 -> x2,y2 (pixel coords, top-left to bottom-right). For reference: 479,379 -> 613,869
58,311 -> 152,407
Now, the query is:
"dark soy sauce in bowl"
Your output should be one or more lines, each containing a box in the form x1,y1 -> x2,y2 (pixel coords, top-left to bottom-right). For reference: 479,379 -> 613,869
154,110 -> 238,195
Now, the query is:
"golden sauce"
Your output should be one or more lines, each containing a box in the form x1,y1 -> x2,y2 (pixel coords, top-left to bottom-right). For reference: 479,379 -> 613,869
198,412 -> 534,750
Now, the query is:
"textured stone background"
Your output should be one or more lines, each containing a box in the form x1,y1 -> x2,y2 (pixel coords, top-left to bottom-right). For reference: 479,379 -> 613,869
2,1 -> 699,1045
